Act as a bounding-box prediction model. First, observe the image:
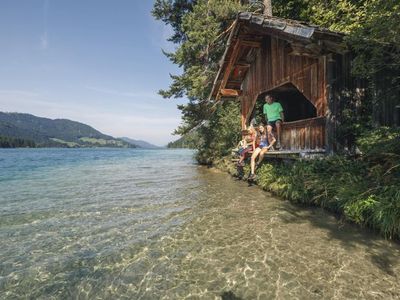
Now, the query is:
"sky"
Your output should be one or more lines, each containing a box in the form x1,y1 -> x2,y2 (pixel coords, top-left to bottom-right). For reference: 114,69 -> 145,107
0,0 -> 187,146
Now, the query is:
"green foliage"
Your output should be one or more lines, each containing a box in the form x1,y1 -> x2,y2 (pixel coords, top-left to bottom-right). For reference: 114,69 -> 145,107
155,0 -> 400,163
196,100 -> 241,164
152,0 -> 196,44
358,127 -> 400,159
167,130 -> 200,148
153,0 -> 246,102
0,136 -> 36,148
346,0 -> 400,80
153,0 -> 248,162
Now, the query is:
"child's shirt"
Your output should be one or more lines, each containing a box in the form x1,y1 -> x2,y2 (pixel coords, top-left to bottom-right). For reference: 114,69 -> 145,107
238,139 -> 247,148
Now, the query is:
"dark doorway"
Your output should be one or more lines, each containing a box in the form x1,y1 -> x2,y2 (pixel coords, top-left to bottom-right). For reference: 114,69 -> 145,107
251,82 -> 317,124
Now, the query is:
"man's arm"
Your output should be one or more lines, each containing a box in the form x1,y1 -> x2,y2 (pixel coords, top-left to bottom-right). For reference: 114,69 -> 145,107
280,111 -> 284,122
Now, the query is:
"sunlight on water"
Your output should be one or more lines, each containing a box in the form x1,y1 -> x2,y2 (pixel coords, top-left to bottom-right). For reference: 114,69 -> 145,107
0,148 -> 399,299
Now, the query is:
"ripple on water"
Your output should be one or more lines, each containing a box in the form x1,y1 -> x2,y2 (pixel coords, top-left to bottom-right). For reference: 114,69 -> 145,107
0,149 -> 400,299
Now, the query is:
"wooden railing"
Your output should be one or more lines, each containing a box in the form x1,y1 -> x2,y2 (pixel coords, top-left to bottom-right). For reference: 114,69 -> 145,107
280,116 -> 325,150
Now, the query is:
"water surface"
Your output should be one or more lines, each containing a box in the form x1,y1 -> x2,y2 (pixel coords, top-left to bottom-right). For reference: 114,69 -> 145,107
0,148 -> 399,299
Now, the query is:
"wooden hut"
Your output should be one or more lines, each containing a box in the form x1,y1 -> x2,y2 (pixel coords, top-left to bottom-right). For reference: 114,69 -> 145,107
209,12 -> 358,156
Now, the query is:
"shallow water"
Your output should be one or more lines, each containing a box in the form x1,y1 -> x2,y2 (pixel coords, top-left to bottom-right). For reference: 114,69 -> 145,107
0,148 -> 399,299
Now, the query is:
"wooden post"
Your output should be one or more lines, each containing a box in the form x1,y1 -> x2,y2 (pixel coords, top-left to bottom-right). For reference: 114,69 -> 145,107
263,0 -> 272,16
325,54 -> 336,154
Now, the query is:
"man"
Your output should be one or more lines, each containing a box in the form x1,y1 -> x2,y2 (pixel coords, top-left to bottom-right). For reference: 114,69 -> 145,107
263,94 -> 284,149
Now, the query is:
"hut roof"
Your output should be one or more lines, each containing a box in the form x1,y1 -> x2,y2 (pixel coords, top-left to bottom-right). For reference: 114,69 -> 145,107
209,12 -> 346,100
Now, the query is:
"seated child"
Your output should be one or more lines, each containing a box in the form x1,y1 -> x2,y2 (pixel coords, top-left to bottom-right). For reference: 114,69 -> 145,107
232,130 -> 249,157
237,126 -> 256,166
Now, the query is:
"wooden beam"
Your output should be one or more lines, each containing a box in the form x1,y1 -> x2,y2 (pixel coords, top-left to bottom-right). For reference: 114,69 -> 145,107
220,89 -> 241,97
288,42 -> 322,57
241,40 -> 261,48
217,39 -> 242,100
235,62 -> 251,68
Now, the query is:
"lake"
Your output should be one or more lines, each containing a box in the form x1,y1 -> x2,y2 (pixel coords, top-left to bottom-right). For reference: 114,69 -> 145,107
0,148 -> 399,299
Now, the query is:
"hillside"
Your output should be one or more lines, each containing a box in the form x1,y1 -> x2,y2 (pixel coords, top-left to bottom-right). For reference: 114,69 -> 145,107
167,131 -> 199,149
120,137 -> 160,149
0,112 -> 135,148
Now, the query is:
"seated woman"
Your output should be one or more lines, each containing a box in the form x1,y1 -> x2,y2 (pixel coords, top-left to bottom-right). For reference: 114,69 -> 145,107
248,124 -> 276,180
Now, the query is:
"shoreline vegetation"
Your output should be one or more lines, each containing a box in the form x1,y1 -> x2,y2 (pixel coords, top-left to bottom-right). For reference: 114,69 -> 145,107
0,136 -> 36,148
214,127 -> 400,240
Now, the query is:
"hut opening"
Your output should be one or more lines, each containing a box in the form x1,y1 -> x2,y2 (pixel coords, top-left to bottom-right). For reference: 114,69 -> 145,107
255,83 -> 317,123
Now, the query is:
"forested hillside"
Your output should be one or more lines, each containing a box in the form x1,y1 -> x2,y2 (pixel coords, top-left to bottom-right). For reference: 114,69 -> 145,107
0,136 -> 36,148
0,112 -> 135,148
167,130 -> 200,149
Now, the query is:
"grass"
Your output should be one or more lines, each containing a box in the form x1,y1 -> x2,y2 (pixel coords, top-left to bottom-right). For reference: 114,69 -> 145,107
79,137 -> 124,146
50,138 -> 79,147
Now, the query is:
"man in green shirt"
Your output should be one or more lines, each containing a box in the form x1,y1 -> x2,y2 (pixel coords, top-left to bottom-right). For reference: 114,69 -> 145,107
263,94 -> 284,149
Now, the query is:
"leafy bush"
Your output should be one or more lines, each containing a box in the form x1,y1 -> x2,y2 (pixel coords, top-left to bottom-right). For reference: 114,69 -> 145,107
196,101 -> 241,165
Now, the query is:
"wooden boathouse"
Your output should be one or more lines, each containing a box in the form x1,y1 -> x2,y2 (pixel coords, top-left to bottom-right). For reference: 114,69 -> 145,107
209,12 -> 359,156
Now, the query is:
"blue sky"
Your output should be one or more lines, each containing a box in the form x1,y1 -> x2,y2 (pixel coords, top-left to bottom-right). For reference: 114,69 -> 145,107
0,0 -> 187,146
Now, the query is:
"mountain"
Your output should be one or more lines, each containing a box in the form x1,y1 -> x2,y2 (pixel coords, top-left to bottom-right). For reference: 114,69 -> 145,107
120,137 -> 160,149
0,112 -> 136,148
167,131 -> 199,149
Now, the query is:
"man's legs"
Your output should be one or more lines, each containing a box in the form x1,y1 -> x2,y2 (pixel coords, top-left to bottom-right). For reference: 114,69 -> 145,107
275,120 -> 282,148
267,124 -> 276,148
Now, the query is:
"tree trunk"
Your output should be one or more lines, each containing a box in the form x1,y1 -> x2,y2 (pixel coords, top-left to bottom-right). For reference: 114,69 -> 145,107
263,0 -> 272,16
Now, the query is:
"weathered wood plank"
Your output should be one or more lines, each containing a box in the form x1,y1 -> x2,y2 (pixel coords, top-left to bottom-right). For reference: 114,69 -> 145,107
218,39 -> 242,100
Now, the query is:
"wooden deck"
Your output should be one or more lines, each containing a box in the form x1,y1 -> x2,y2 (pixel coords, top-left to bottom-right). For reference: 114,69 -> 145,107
264,149 -> 326,159
232,149 -> 326,162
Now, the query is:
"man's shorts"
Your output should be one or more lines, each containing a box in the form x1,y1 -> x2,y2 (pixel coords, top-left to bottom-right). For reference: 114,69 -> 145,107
267,119 -> 282,128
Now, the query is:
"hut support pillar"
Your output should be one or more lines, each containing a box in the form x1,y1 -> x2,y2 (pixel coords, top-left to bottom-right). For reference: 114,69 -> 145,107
326,54 -> 336,154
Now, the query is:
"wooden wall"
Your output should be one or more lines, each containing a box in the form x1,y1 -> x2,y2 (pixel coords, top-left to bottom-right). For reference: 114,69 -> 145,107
240,36 -> 327,150
281,117 -> 326,150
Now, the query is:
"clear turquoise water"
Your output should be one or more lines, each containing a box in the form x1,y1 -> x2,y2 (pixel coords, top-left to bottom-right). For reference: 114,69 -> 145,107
0,148 -> 200,298
1,148 -> 400,299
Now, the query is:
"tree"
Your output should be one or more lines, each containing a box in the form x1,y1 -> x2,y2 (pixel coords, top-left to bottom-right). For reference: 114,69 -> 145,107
263,0 -> 272,16
154,0 -> 400,162
152,0 -> 249,132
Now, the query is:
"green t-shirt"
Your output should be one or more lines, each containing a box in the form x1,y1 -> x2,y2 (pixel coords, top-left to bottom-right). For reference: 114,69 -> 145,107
263,102 -> 283,122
